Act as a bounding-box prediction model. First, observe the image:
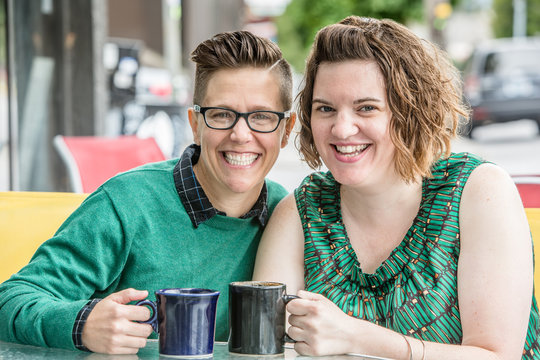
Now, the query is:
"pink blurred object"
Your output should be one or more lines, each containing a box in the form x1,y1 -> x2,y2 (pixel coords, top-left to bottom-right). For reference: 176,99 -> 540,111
54,135 -> 166,193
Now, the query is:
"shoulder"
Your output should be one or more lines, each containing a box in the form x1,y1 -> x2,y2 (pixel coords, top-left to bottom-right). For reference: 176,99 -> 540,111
263,194 -> 302,240
266,193 -> 299,222
297,171 -> 335,190
274,193 -> 298,215
462,162 -> 519,205
90,159 -> 180,212
295,171 -> 337,199
425,153 -> 488,197
263,193 -> 301,231
265,178 -> 288,198
432,152 -> 486,177
119,158 -> 179,178
100,158 -> 178,192
294,171 -> 338,214
460,162 -> 527,241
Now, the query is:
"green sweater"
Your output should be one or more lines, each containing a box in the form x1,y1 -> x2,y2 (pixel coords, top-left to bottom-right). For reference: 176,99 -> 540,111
0,159 -> 287,350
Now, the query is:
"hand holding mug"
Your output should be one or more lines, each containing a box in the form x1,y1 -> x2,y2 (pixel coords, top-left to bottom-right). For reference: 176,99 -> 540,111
82,288 -> 153,354
287,290 -> 363,356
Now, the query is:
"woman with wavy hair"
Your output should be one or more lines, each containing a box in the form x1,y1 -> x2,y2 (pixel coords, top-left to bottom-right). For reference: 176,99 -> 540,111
254,16 -> 539,359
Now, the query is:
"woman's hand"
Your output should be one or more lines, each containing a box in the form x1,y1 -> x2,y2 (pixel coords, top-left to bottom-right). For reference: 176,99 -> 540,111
287,290 -> 363,356
82,288 -> 154,354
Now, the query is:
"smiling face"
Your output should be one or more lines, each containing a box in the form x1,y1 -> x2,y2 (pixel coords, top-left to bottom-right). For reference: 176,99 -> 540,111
311,60 -> 396,188
189,67 -> 293,198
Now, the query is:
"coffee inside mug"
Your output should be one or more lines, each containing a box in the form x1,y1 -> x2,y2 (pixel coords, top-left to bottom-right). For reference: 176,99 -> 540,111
159,288 -> 218,295
229,281 -> 283,287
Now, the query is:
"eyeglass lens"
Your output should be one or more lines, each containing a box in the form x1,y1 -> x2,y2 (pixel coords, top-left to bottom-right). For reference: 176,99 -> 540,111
204,108 -> 280,132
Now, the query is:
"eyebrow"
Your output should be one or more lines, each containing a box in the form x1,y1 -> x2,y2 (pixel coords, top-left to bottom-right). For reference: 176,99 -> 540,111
312,97 -> 382,104
211,104 -> 276,111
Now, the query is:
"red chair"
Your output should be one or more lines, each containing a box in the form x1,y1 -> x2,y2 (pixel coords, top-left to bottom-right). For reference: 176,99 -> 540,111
513,175 -> 540,208
54,135 -> 166,193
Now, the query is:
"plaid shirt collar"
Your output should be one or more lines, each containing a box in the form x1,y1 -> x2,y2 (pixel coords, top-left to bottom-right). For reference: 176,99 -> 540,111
173,144 -> 269,228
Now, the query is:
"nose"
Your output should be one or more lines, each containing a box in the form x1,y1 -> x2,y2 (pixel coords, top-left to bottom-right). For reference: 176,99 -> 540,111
331,110 -> 359,139
230,116 -> 253,143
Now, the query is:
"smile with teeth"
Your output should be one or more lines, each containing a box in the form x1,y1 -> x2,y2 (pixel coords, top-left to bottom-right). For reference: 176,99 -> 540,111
335,144 -> 369,157
224,152 -> 259,166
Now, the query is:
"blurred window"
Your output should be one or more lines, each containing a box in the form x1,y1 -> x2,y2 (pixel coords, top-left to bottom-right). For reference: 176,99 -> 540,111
484,49 -> 540,75
0,0 -> 9,190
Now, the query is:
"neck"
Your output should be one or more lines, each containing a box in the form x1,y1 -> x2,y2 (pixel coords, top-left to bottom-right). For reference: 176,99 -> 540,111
340,175 -> 422,226
193,164 -> 263,218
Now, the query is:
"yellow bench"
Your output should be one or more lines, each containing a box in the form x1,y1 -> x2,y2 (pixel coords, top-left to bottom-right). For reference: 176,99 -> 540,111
528,208 -> 540,304
1,192 -> 540,306
0,191 -> 87,282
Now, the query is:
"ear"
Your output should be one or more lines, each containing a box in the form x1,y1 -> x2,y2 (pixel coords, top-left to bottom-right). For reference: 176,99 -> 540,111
281,112 -> 296,148
188,108 -> 201,145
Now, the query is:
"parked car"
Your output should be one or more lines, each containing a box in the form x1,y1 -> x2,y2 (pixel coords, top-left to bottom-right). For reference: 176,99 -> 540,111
462,37 -> 540,136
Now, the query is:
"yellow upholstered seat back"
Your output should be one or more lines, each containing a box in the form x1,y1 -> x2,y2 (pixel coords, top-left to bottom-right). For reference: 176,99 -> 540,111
0,191 -> 87,282
1,193 -> 539,305
527,208 -> 540,305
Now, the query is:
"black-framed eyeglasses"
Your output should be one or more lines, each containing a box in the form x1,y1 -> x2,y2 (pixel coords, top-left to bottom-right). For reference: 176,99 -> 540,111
193,105 -> 291,133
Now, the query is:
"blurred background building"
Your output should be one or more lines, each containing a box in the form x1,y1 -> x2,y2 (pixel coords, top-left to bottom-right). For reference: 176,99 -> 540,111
0,0 -> 539,192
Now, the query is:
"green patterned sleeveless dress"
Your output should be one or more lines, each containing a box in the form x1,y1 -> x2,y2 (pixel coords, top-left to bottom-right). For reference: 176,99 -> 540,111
294,152 -> 540,358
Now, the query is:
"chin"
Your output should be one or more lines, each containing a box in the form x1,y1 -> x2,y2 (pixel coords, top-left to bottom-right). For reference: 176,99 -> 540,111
332,170 -> 367,186
226,180 -> 261,194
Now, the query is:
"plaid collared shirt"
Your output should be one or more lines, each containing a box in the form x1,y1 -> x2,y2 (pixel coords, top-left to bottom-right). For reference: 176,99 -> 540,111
173,144 -> 269,228
73,143 -> 269,350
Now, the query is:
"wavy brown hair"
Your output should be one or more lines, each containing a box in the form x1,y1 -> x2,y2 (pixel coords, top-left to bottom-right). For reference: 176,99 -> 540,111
191,30 -> 293,112
298,16 -> 469,181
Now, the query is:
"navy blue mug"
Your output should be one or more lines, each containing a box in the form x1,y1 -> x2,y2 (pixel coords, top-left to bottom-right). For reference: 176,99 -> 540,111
136,288 -> 220,358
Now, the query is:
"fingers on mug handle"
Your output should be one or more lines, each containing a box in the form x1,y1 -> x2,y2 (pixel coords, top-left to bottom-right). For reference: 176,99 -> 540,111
284,333 -> 296,343
283,294 -> 300,304
282,294 -> 300,343
135,299 -> 158,333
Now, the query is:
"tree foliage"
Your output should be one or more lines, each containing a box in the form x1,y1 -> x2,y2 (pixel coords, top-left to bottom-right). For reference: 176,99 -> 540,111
492,0 -> 540,37
276,0 -> 424,71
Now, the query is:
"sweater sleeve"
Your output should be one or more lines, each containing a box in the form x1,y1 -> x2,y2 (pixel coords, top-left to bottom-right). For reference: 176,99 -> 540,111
0,188 -> 130,350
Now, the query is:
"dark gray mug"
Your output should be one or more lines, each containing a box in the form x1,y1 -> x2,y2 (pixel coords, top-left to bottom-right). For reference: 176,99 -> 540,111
228,281 -> 298,355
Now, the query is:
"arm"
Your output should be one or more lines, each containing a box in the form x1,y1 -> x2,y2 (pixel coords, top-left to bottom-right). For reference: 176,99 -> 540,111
281,164 -> 532,359
0,189 -> 152,353
457,163 -> 532,359
253,194 -> 305,296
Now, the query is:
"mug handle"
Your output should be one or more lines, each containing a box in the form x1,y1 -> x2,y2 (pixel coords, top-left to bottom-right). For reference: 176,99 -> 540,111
283,295 -> 300,303
135,299 -> 158,333
282,295 -> 300,343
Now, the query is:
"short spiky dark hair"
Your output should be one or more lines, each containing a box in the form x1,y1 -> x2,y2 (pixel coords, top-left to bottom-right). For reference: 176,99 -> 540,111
191,30 -> 293,112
